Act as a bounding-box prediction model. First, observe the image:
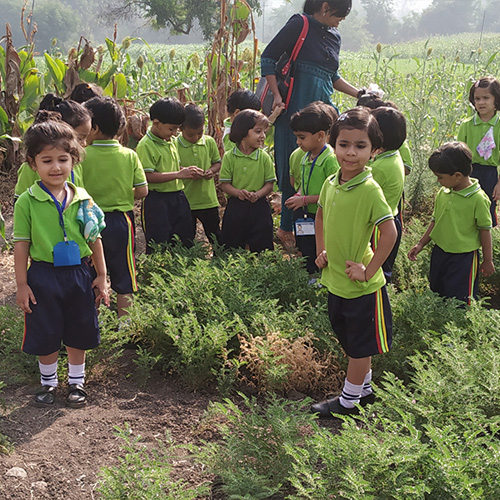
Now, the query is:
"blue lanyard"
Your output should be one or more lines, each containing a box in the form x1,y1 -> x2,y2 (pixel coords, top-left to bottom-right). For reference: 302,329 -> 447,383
39,181 -> 69,241
302,145 -> 327,196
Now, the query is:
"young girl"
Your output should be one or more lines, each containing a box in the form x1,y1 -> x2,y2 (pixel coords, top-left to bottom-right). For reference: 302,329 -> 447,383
14,120 -> 109,408
457,76 -> 500,225
220,110 -> 276,252
285,101 -> 339,274
311,108 -> 397,418
15,95 -> 92,200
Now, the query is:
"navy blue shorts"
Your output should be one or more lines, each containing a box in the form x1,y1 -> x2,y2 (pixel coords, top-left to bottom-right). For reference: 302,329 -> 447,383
100,211 -> 137,294
22,259 -> 100,356
429,245 -> 479,304
472,163 -> 497,226
328,287 -> 392,359
142,190 -> 194,253
191,207 -> 221,244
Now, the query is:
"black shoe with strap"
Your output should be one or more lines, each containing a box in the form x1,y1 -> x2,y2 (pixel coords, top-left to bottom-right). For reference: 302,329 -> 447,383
34,385 -> 56,407
311,392 -> 376,419
66,384 -> 87,408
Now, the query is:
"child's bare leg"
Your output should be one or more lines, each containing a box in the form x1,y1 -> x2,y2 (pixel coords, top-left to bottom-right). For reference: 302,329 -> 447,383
346,356 -> 372,385
117,293 -> 133,317
66,346 -> 87,408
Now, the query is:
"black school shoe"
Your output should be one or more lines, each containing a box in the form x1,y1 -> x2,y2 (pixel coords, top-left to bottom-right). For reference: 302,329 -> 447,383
66,384 -> 87,408
34,385 -> 56,407
310,393 -> 376,419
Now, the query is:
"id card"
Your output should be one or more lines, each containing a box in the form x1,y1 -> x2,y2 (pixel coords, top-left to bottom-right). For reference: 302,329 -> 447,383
53,240 -> 81,267
294,218 -> 315,236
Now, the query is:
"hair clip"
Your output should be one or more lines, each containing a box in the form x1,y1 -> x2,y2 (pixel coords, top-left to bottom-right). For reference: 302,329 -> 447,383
338,113 -> 348,121
474,80 -> 480,88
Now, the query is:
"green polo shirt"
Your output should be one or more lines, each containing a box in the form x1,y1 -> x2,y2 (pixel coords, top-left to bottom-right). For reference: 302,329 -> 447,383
176,134 -> 221,210
15,162 -> 84,200
399,140 -> 413,173
293,145 -> 339,214
81,140 -> 147,212
430,179 -> 492,253
289,147 -> 307,192
220,147 -> 276,193
136,130 -> 183,192
371,150 -> 405,216
318,168 -> 393,299
457,113 -> 500,166
223,118 -> 234,152
13,182 -> 94,262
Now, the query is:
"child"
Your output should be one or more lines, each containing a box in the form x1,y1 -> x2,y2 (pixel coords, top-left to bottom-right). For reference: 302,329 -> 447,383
457,76 -> 500,225
14,120 -> 109,408
370,106 -> 407,282
285,101 -> 339,274
82,96 -> 148,317
176,103 -> 222,244
220,109 -> 276,252
137,97 -> 204,252
311,108 -> 397,418
408,142 -> 494,303
15,96 -> 92,200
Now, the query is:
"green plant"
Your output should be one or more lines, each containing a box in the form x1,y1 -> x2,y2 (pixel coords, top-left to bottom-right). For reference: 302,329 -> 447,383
132,346 -> 163,388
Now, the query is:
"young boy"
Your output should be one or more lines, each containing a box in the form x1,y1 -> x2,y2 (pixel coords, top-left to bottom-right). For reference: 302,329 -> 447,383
176,103 -> 222,244
408,141 -> 494,303
82,96 -> 148,317
311,108 -> 397,418
137,97 -> 204,252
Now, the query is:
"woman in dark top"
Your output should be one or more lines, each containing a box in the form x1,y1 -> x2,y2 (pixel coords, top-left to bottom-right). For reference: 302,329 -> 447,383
261,0 -> 360,242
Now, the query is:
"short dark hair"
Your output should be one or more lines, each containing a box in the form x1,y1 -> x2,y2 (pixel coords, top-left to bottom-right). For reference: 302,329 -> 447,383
38,94 -> 91,129
227,89 -> 261,114
69,83 -> 103,103
469,76 -> 500,111
428,142 -> 472,176
329,107 -> 383,151
371,106 -> 407,151
24,120 -> 83,166
290,101 -> 338,134
229,109 -> 269,144
84,96 -> 126,138
149,97 -> 185,125
303,0 -> 351,17
183,103 -> 205,130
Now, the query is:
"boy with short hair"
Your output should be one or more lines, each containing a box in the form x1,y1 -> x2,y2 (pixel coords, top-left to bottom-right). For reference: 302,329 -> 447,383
176,103 -> 222,244
408,141 -> 494,303
137,97 -> 204,252
82,96 -> 148,317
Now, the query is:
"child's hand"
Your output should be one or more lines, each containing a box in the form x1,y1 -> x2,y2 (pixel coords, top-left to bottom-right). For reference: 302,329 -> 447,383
407,243 -> 422,261
92,275 -> 110,308
203,169 -> 215,180
345,261 -> 367,282
284,194 -> 304,210
179,166 -> 204,179
315,250 -> 328,269
247,192 -> 259,203
480,259 -> 495,277
16,283 -> 36,313
238,189 -> 251,201
268,102 -> 285,123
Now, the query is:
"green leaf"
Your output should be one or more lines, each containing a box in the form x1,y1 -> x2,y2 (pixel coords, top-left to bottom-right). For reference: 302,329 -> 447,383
114,73 -> 128,99
44,53 -> 64,91
0,209 -> 5,242
105,38 -> 118,62
98,64 -> 118,90
78,69 -> 98,83
0,107 -> 9,134
19,72 -> 41,113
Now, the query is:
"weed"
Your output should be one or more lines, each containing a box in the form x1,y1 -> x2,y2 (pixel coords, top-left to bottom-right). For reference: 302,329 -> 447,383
132,346 -> 163,388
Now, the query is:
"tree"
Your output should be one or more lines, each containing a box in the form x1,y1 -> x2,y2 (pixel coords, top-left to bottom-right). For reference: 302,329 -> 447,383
360,0 -> 396,43
418,0 -> 481,35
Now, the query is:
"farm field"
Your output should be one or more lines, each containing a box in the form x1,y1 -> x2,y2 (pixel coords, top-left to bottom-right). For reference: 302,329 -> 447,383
2,29 -> 500,499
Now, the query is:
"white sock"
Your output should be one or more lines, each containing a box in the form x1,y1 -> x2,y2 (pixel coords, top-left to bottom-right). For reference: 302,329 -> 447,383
361,370 -> 373,397
339,379 -> 363,408
39,360 -> 58,387
68,363 -> 85,386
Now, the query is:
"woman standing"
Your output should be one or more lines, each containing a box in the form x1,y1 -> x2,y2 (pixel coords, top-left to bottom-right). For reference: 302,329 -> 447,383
261,0 -> 360,243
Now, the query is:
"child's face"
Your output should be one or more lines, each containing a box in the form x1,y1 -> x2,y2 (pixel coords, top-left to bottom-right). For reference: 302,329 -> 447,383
182,126 -> 204,144
434,171 -> 463,190
241,123 -> 267,150
152,119 -> 179,141
474,87 -> 496,119
30,145 -> 73,191
293,130 -> 325,154
74,118 -> 92,147
334,128 -> 374,177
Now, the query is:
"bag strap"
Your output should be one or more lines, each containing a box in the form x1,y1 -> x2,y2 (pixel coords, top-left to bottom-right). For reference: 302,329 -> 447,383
280,15 -> 309,76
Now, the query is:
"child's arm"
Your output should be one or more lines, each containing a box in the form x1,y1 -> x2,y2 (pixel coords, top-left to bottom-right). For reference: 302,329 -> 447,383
248,181 -> 274,203
268,103 -> 285,125
145,166 -> 204,184
204,161 -> 221,180
285,193 -> 319,210
88,238 -> 110,307
479,229 -> 495,276
14,241 -> 36,313
493,181 -> 500,201
134,185 -> 148,200
345,219 -> 397,281
289,175 -> 295,189
314,207 -> 328,269
408,221 -> 435,261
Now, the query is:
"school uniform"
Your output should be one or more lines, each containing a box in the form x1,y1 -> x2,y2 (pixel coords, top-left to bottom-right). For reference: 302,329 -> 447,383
290,145 -> 339,273
220,146 -> 276,252
429,179 -> 492,303
176,134 -> 221,244
318,168 -> 393,358
223,118 -> 234,152
137,130 -> 194,252
370,150 -> 405,282
457,113 -> 500,224
81,140 -> 147,293
13,182 -> 101,356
